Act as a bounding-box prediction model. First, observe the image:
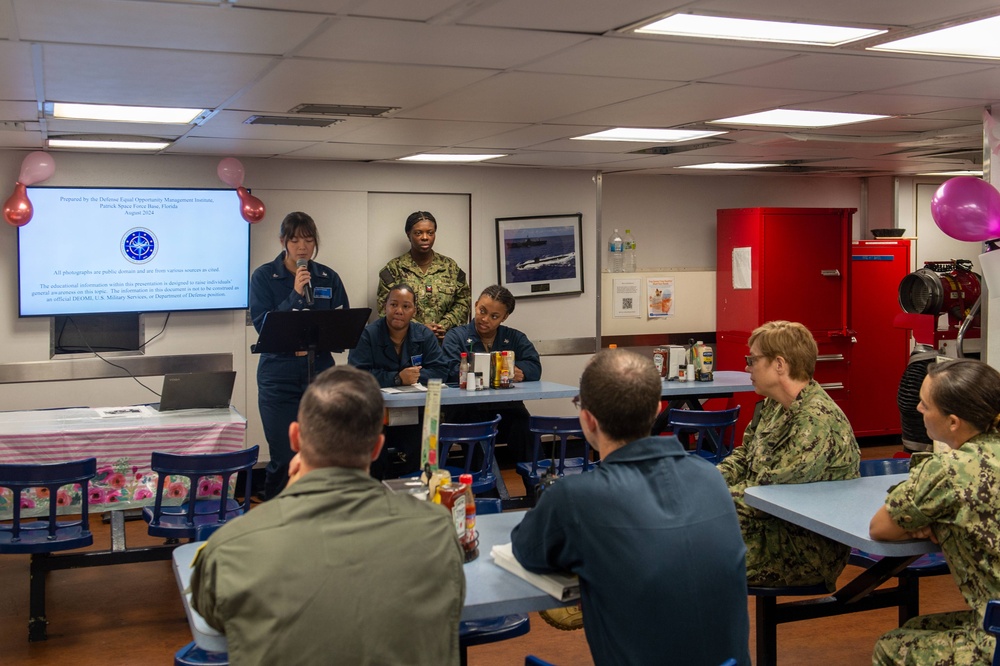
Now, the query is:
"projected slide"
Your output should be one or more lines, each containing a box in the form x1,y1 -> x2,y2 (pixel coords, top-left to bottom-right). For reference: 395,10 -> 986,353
19,187 -> 250,317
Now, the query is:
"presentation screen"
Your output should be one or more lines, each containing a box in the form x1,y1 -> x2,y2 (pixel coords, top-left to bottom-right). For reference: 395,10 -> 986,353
18,187 -> 250,317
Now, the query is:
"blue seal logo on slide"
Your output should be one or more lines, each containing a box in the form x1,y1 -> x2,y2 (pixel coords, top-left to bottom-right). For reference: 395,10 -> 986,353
121,228 -> 157,263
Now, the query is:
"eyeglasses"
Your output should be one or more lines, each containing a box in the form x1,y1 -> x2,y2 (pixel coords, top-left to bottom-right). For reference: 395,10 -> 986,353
572,395 -> 581,410
745,354 -> 766,367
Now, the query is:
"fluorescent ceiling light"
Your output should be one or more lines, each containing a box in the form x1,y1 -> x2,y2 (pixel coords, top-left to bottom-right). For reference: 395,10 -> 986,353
918,170 -> 984,177
398,154 -> 505,163
635,13 -> 885,46
678,162 -> 778,170
47,138 -> 170,151
51,102 -> 205,124
572,128 -> 725,142
870,15 -> 1000,59
710,109 -> 888,128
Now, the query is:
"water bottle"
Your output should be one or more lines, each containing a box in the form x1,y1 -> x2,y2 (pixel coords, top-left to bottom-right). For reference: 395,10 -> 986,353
608,228 -> 624,273
624,229 -> 637,273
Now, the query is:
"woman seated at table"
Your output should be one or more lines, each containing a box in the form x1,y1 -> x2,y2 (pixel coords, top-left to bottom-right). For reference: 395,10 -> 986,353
870,358 -> 1000,665
442,284 -> 541,463
348,284 -> 448,478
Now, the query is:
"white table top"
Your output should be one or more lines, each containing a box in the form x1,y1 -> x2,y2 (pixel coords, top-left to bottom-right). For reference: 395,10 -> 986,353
173,510 -> 568,651
381,381 -> 579,408
744,474 -> 940,557
660,371 -> 754,398
0,405 -> 246,434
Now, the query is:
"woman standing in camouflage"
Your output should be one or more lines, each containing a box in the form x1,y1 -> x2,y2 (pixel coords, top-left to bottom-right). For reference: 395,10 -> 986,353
376,211 -> 471,342
871,359 -> 1000,665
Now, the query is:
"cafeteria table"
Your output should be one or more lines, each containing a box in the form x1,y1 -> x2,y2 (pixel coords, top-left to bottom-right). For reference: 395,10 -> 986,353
744,475 -> 941,665
172,510 -> 570,652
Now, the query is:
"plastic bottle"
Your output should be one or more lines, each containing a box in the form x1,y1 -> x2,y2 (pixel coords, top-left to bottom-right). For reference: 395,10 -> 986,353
623,229 -> 636,273
459,473 -> 476,552
699,343 -> 714,381
608,228 -> 624,273
459,352 -> 469,389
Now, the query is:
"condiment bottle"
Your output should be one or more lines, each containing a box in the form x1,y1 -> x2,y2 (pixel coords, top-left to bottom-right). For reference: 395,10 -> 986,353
492,352 -> 502,389
459,473 -> 477,554
459,352 -> 469,389
437,482 -> 467,542
500,351 -> 511,388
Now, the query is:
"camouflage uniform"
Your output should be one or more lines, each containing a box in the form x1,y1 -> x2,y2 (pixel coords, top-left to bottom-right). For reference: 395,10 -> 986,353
377,252 -> 471,333
718,380 -> 860,590
872,433 -> 1000,665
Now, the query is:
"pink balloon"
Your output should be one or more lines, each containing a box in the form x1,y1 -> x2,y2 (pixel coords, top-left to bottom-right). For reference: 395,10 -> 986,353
18,151 -> 55,186
930,177 -> 1000,242
3,182 -> 33,226
217,158 -> 245,188
237,186 -> 265,223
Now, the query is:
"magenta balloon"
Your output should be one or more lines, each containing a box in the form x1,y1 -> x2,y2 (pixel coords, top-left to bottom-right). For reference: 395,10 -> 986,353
930,176 -> 1000,242
18,151 -> 55,186
3,182 -> 33,226
217,157 -> 245,188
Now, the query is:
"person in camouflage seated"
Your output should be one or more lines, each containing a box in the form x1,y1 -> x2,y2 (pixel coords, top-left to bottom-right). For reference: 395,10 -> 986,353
377,211 -> 471,342
718,320 -> 860,591
870,358 -> 1000,665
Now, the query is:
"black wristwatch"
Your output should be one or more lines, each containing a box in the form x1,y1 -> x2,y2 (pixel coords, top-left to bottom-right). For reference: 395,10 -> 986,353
394,373 -> 402,386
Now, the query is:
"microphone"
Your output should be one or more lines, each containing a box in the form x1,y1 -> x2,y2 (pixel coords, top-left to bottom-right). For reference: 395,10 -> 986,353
295,258 -> 314,306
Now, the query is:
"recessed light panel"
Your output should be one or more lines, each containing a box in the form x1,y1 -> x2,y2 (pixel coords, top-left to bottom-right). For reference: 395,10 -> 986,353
398,154 -> 505,163
47,138 -> 170,151
678,162 -> 778,170
710,109 -> 887,128
870,15 -> 1000,59
51,102 -> 204,124
572,128 -> 725,142
635,14 -> 885,46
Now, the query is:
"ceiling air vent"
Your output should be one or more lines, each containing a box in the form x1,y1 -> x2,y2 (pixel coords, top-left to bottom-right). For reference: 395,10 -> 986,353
290,104 -> 400,118
244,115 -> 341,127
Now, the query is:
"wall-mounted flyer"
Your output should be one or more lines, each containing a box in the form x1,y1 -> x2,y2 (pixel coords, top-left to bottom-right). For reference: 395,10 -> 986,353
612,277 -> 641,318
647,276 -> 674,318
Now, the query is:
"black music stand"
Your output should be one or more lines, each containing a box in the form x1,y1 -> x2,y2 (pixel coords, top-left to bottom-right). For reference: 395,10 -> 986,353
251,308 -> 372,383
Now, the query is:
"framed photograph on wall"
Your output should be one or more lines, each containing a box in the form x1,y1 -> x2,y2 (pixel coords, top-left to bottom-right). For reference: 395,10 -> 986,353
495,213 -> 584,298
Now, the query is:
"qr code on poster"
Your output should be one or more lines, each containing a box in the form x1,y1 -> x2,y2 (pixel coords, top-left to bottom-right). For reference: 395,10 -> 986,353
622,297 -> 633,310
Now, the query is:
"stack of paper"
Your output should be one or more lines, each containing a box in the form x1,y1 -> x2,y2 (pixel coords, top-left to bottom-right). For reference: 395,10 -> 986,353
490,542 -> 581,602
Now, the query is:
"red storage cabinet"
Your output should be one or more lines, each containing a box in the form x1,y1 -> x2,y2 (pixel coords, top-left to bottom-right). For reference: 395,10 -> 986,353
716,208 -> 854,438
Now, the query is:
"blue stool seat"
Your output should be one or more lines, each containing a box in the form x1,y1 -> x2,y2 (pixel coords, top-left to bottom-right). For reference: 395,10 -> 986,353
460,614 -> 530,647
983,599 -> 1000,666
174,641 -> 229,666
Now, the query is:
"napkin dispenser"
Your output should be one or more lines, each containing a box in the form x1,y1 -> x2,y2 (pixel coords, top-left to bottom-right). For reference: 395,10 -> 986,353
666,345 -> 686,380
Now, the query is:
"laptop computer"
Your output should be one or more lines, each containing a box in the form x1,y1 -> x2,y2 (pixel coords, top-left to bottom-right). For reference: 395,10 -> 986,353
156,371 -> 236,411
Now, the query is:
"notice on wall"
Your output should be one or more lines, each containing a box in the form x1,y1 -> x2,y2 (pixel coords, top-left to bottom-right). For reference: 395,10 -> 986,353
612,278 -> 641,318
732,247 -> 752,289
646,276 -> 674,318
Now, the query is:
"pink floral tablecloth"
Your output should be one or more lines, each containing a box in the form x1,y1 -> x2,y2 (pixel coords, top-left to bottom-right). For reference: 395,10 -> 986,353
0,408 -> 247,519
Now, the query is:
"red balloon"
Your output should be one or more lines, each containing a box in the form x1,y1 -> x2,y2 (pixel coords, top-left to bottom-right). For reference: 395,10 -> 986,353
3,182 -> 33,226
217,158 -> 245,188
236,186 -> 265,223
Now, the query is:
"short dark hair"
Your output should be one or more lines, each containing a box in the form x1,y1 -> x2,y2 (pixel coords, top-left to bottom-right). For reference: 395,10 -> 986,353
579,349 -> 661,442
280,211 -> 319,253
405,211 -> 437,234
927,359 -> 1000,434
296,366 -> 384,469
748,320 -> 817,381
478,284 -> 516,315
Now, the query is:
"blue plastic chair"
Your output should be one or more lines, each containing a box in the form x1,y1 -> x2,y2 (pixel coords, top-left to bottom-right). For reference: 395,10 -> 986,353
432,416 -> 502,495
666,407 -> 741,464
460,498 -> 530,665
850,457 -> 948,576
144,446 -> 259,540
174,642 -> 229,666
0,458 -> 98,641
516,416 -> 596,501
525,656 -> 556,666
983,599 -> 1000,666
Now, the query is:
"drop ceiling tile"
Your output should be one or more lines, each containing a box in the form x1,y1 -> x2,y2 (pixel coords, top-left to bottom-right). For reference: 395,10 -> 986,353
41,44 -> 273,108
491,150 -> 653,167
236,60 -> 497,113
459,0 -> 688,33
0,42 -> 39,103
190,110 -> 376,141
13,0 -> 326,55
334,118 -> 527,146
166,136 -> 316,157
883,67 -> 1000,100
348,0 -> 469,22
707,52 -> 993,93
404,72 -> 680,124
301,17 -> 589,69
282,142 -> 435,160
457,124 -> 609,149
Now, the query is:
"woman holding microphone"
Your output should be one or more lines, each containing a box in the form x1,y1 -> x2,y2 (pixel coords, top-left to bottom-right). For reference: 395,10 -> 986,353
250,211 -> 349,499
